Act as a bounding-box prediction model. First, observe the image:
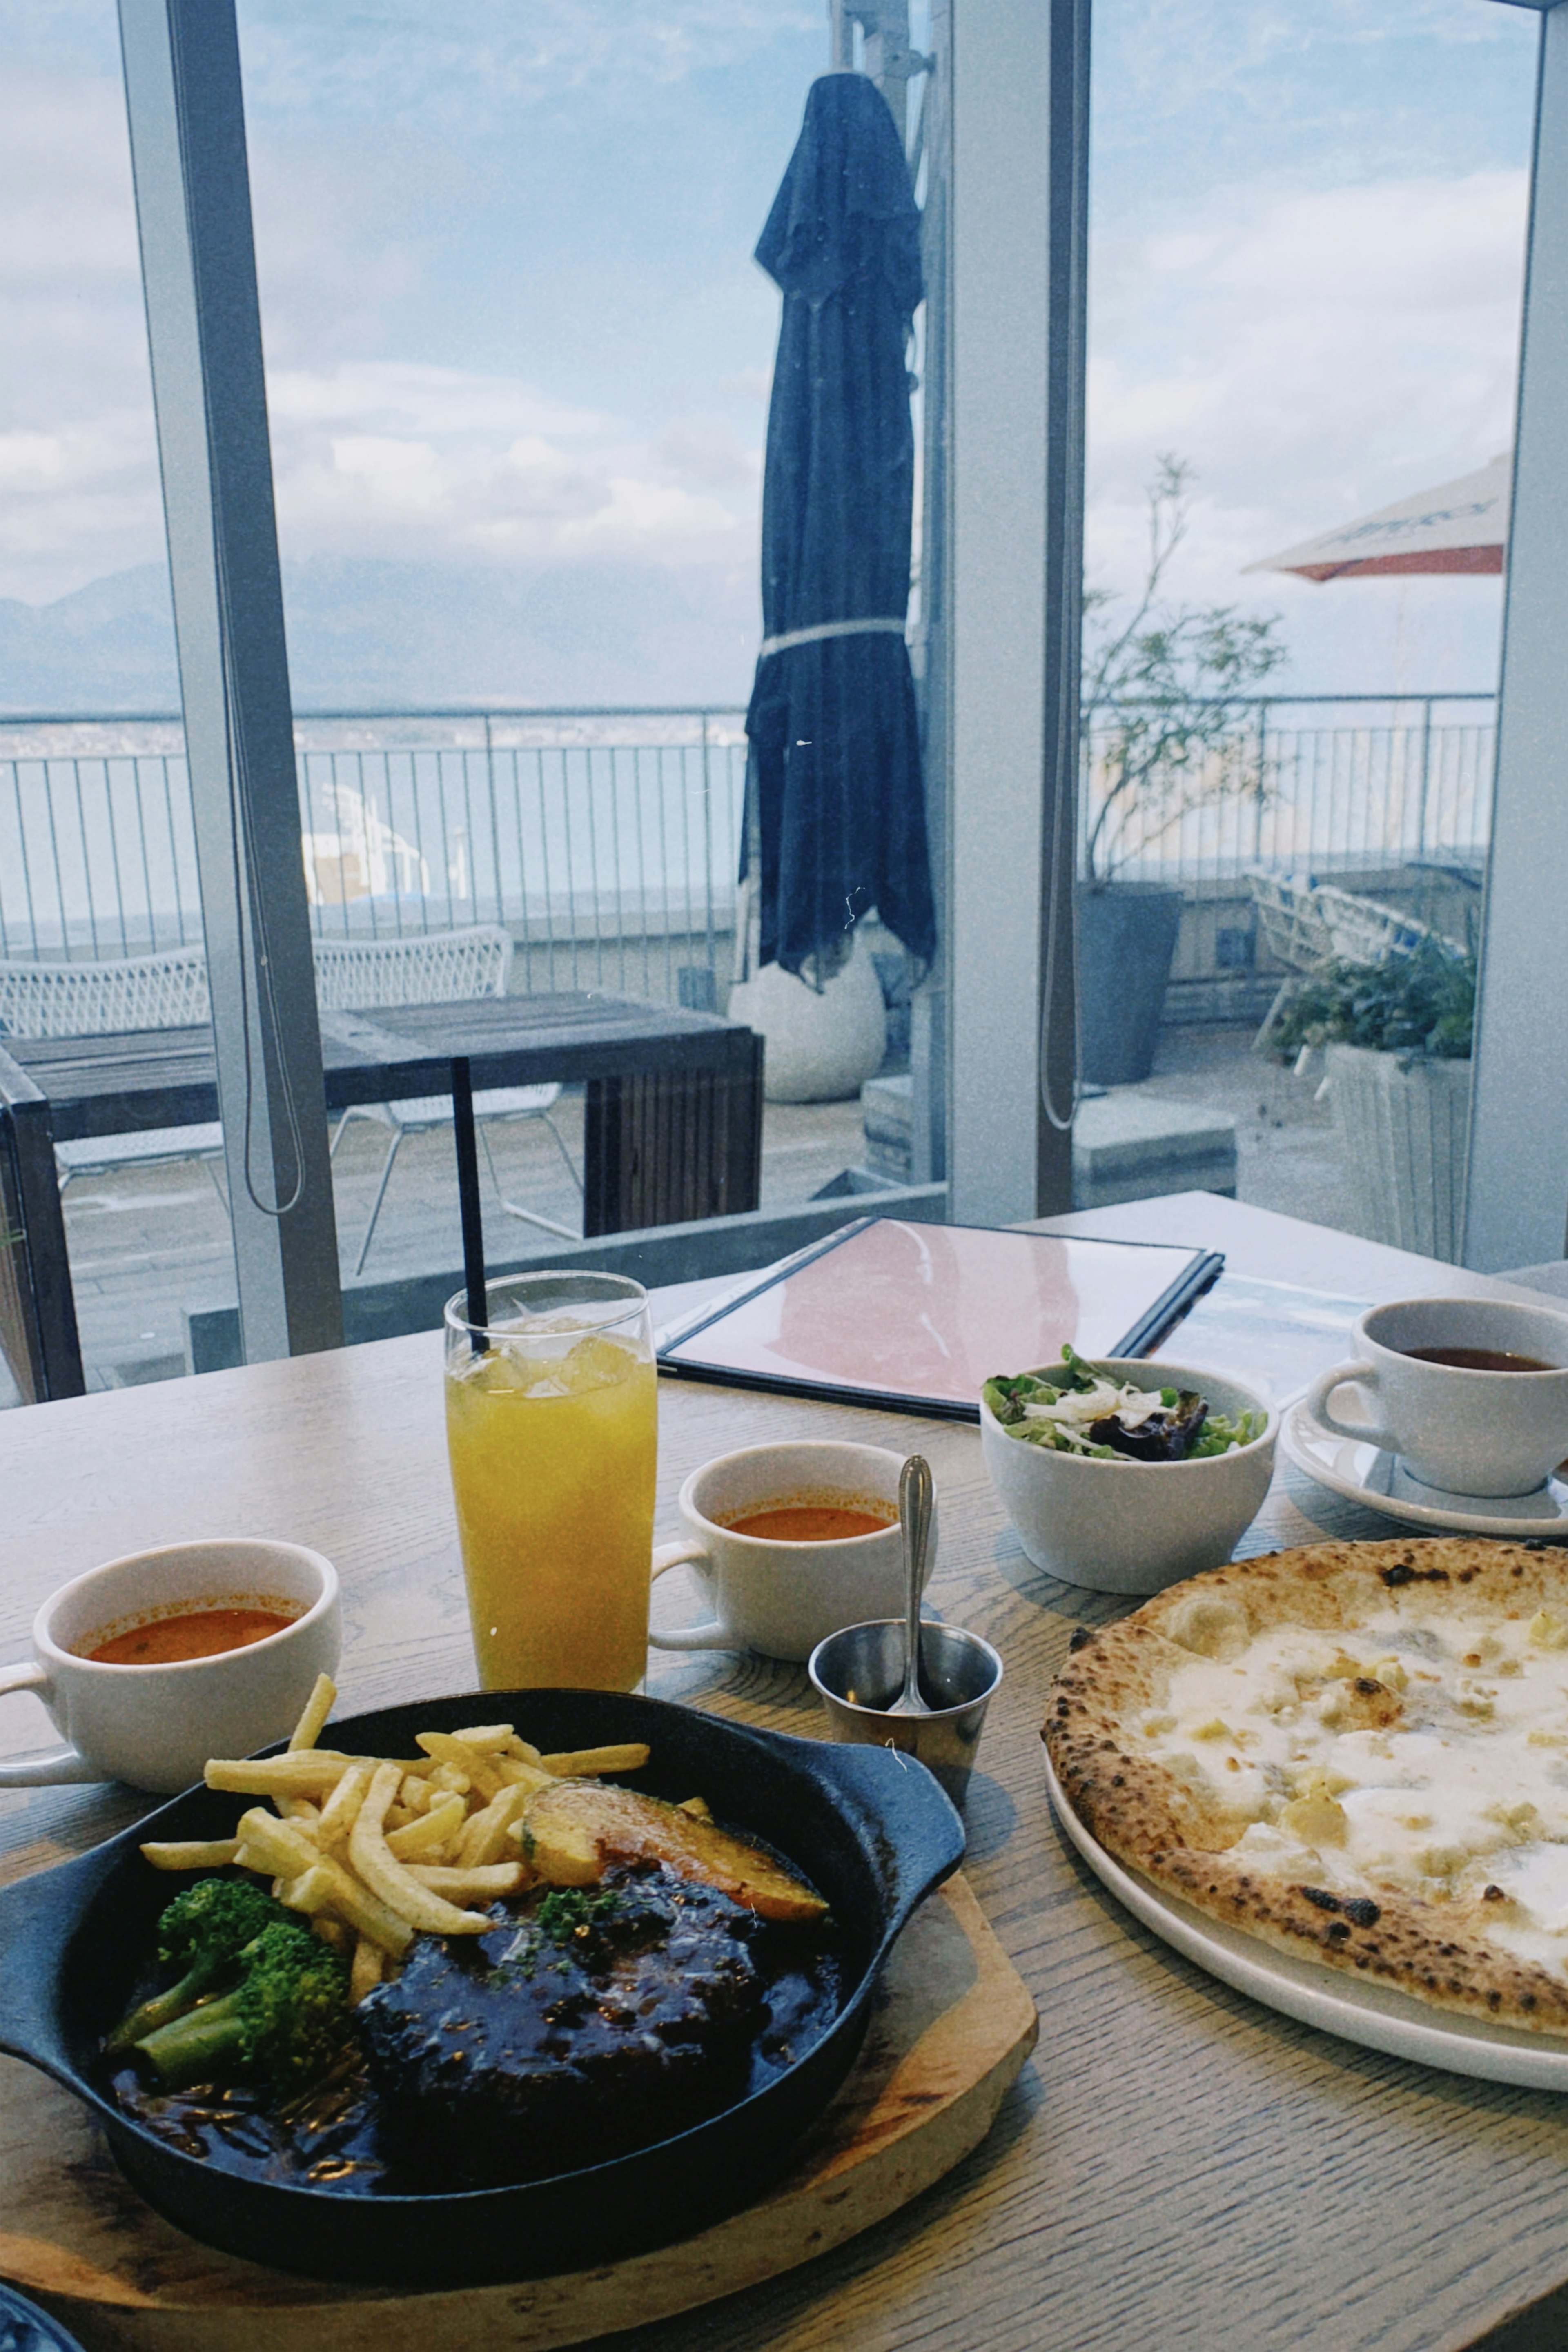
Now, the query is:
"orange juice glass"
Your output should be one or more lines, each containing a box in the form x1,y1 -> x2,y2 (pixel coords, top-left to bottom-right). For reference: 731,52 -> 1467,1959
443,1273 -> 656,1690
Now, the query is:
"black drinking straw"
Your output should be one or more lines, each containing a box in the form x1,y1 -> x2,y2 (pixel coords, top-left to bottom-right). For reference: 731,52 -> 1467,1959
450,1056 -> 488,1354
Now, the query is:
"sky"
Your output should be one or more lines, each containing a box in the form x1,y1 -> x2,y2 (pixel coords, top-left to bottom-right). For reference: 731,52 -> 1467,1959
1086,0 -> 1537,694
0,0 -> 1543,706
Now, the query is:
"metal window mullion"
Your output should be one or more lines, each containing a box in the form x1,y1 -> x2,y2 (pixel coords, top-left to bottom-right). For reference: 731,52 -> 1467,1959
11,765 -> 38,960
1467,2 -> 1568,1267
118,0 -> 341,1359
130,758 -> 158,951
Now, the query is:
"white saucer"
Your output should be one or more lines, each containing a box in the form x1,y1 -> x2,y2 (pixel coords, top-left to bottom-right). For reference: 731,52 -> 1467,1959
1280,1399 -> 1568,1539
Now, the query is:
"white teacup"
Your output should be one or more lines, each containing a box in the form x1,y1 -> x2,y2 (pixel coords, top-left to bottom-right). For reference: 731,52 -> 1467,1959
648,1442 -> 929,1662
1305,1297 -> 1568,1499
0,1538 -> 341,1793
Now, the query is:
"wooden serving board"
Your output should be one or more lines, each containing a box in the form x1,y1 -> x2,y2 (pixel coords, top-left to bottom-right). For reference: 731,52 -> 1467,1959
0,1876 -> 1035,2352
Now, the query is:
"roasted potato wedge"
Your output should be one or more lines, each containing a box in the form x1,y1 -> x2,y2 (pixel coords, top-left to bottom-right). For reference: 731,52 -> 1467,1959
518,1780 -> 827,1923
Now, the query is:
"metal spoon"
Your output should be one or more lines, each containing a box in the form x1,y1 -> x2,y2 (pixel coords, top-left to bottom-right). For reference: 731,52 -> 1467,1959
888,1453 -> 936,1717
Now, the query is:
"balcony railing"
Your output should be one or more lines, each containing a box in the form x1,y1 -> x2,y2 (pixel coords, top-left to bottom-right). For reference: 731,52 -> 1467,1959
1080,691 -> 1494,886
0,707 -> 749,1008
0,694 -> 1497,991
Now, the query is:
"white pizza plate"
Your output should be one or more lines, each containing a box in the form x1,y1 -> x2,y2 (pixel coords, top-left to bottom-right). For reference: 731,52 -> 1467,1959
1279,1400 -> 1568,1541
1042,1742 -> 1568,2089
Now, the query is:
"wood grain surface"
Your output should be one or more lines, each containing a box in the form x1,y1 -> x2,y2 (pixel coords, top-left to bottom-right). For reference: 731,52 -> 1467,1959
5,1195 -> 1568,2352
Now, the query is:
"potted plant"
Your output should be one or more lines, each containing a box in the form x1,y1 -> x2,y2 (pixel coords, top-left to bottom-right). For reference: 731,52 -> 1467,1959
1272,939 -> 1474,1262
1080,457 -> 1285,1084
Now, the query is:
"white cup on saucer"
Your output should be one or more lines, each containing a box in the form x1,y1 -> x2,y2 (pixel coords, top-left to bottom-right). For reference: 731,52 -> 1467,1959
648,1441 -> 929,1662
0,1538 -> 341,1793
1304,1297 -> 1568,1499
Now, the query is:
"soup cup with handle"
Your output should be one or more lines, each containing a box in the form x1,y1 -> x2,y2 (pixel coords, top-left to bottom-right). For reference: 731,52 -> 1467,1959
1304,1297 -> 1568,1499
648,1441 -> 930,1662
0,1538 -> 341,1793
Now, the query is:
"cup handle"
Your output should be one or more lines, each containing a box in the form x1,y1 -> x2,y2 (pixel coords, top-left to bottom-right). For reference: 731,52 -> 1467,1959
0,1659 -> 99,1786
647,1539 -> 734,1652
1304,1360 -> 1396,1452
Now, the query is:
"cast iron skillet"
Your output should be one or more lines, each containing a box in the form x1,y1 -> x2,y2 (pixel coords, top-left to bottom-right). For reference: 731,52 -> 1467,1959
0,1688 -> 963,2286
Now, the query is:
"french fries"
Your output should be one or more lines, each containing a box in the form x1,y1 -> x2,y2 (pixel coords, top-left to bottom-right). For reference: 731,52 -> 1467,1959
350,1935 -> 385,2002
205,1753 -> 361,1797
137,1836 -> 240,1871
385,1792 -> 466,1859
139,1675 -> 660,2001
349,1762 -> 493,1936
289,1673 -> 337,1753
541,1744 -> 650,1780
405,1862 -> 529,1898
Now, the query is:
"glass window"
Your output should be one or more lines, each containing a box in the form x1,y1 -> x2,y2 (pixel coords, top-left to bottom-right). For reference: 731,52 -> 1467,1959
0,0 -> 218,1405
1079,0 -> 1535,1258
235,4 -> 920,1284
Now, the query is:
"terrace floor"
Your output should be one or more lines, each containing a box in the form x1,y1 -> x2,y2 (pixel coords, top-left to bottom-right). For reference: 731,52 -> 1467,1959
0,1022 -> 1359,1408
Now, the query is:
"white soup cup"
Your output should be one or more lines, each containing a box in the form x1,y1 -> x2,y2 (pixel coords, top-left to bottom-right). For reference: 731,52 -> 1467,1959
648,1441 -> 929,1662
0,1538 -> 341,1793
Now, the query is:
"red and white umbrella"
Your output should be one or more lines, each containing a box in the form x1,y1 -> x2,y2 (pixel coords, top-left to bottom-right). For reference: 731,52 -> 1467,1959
1246,452 -> 1510,583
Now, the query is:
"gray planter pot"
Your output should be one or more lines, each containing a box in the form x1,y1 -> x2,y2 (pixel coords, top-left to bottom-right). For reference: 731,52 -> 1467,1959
1324,1042 -> 1472,1263
1077,882 -> 1185,1086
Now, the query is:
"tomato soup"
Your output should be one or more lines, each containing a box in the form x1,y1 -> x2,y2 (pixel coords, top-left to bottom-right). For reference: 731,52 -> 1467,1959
723,1502 -> 894,1543
82,1605 -> 298,1666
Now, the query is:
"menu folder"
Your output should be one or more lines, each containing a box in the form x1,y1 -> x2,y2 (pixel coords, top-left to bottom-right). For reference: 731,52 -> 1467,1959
657,1216 -> 1225,1421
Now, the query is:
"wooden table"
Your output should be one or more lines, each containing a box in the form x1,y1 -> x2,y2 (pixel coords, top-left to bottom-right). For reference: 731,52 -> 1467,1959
0,991 -> 764,1403
4,1193 -> 1568,2352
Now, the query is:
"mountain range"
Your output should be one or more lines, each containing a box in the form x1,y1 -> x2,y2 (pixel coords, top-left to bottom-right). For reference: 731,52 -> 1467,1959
0,558 -> 762,717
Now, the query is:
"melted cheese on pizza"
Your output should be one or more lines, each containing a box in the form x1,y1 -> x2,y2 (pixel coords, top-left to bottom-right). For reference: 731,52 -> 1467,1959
1136,1590 -> 1568,1972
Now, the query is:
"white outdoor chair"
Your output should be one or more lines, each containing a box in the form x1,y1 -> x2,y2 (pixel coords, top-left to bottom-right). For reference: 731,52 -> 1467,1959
0,933 -> 581,1247
0,947 -> 227,1196
316,927 -> 580,1274
0,943 -> 212,1035
1311,883 -> 1438,966
1245,873 -> 1338,1054
1246,873 -> 1459,1062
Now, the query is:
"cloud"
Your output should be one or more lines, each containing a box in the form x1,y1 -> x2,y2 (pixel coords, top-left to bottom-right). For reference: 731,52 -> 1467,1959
1096,0 -> 1524,142
266,363 -> 606,442
719,368 -> 773,405
1085,163 -> 1529,692
236,0 -> 821,123
1086,168 -> 1527,675
650,415 -> 762,496
0,42 -> 772,604
257,365 -> 756,570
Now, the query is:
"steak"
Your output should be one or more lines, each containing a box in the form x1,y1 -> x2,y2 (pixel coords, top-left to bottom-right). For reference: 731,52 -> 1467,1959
357,1862 -> 770,2183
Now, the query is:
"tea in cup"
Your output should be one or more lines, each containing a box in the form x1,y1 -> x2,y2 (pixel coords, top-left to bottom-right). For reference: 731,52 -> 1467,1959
648,1441 -> 930,1661
0,1538 -> 341,1793
1304,1298 -> 1568,1498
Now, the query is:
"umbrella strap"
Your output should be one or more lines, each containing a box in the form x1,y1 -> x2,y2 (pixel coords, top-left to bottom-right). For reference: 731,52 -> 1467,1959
757,617 -> 907,658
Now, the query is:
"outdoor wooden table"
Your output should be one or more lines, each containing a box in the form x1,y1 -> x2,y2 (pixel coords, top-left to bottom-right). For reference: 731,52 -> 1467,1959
0,989 -> 764,1403
3,1193 -> 1568,2351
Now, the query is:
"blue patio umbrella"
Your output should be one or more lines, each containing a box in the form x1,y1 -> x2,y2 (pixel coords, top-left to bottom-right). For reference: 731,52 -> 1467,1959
743,73 -> 937,986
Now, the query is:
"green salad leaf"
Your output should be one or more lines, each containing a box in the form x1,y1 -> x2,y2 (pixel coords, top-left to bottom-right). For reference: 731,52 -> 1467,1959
982,1347 -> 1264,1461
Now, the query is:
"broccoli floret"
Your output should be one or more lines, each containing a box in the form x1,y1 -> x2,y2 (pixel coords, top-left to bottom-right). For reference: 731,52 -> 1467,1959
106,1879 -> 290,2052
132,1919 -> 352,2095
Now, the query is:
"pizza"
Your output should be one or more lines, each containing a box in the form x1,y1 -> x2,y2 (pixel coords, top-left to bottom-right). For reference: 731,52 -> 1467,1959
1045,1536 -> 1568,2034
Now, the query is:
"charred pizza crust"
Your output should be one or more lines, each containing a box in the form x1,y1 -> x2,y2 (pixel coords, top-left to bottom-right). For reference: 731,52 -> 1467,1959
1045,1536 -> 1568,2035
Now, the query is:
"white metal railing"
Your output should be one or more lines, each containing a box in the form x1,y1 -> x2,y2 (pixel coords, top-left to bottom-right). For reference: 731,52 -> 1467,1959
0,707 -> 748,1007
1080,692 -> 1494,887
0,695 -> 1497,989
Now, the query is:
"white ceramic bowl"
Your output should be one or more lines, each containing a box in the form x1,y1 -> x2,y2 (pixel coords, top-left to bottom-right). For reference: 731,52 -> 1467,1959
0,1538 -> 341,1793
979,1357 -> 1277,1595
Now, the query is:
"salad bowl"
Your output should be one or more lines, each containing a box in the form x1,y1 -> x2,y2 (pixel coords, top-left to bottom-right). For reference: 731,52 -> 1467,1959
980,1355 -> 1277,1595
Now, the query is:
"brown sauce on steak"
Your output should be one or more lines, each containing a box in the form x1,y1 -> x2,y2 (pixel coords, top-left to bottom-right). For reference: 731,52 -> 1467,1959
107,1862 -> 844,2195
